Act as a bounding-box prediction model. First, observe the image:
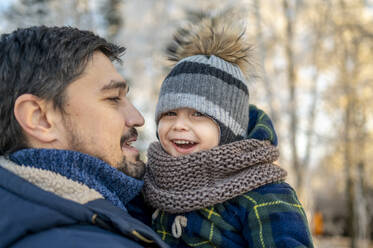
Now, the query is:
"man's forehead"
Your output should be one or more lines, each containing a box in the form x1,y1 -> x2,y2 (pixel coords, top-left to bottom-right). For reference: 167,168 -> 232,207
69,52 -> 126,93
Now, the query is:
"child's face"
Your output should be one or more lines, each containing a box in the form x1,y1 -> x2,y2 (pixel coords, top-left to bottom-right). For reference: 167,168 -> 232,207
158,108 -> 219,157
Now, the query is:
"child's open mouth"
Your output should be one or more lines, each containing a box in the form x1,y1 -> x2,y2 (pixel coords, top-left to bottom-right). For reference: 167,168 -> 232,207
172,139 -> 197,154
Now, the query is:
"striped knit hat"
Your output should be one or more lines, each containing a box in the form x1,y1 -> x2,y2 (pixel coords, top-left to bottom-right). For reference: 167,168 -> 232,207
155,18 -> 255,145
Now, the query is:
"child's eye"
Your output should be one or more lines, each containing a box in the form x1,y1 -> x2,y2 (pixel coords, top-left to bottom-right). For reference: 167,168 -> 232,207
192,111 -> 204,117
163,111 -> 177,116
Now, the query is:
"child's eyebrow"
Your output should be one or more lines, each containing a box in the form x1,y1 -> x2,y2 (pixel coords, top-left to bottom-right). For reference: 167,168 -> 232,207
100,80 -> 128,92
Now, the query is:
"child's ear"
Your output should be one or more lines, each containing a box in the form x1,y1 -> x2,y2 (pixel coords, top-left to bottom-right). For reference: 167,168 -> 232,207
14,94 -> 59,144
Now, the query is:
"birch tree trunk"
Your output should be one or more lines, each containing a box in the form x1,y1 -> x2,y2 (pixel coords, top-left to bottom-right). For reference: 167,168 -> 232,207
282,0 -> 302,191
253,0 -> 278,125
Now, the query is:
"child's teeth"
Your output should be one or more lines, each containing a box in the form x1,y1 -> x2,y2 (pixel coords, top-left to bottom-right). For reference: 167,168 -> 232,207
174,140 -> 194,145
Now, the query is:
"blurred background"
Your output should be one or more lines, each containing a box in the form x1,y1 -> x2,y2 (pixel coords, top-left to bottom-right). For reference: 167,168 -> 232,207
1,0 -> 372,247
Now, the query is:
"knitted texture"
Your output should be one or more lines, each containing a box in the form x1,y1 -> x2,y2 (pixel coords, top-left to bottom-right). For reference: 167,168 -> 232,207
9,149 -> 143,211
155,55 -> 249,145
155,15 -> 256,145
143,139 -> 287,213
0,157 -> 103,204
152,183 -> 314,248
149,106 -> 313,247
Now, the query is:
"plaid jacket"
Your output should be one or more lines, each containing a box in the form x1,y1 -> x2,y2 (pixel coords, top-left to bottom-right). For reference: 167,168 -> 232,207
151,105 -> 314,248
152,182 -> 313,248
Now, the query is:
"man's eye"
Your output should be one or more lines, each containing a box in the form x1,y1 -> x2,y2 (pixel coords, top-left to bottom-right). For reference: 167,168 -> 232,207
107,97 -> 121,102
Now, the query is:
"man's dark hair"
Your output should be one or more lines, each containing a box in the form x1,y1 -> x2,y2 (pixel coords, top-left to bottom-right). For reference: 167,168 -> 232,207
0,26 -> 125,155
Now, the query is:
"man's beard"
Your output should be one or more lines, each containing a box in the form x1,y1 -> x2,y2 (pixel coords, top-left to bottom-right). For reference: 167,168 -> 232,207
62,117 -> 145,179
116,155 -> 145,180
117,128 -> 145,179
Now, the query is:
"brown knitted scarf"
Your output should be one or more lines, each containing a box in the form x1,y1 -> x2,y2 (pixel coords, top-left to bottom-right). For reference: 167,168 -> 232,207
143,139 -> 287,213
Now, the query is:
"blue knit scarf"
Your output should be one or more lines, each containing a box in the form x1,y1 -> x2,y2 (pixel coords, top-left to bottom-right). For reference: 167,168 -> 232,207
9,149 -> 143,212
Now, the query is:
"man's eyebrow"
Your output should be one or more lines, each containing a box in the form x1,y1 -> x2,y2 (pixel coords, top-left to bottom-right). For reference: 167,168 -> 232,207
100,80 -> 128,92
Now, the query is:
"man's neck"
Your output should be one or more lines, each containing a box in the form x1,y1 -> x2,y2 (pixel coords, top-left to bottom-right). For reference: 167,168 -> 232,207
4,148 -> 143,211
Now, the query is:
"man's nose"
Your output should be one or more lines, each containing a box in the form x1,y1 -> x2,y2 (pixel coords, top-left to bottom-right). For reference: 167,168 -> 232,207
125,103 -> 145,127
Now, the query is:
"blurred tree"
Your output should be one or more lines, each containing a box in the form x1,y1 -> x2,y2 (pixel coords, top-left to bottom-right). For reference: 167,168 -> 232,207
282,0 -> 301,193
321,0 -> 373,246
101,0 -> 123,41
253,0 -> 278,125
1,1 -> 373,245
281,0 -> 324,202
3,0 -> 96,30
5,0 -> 51,26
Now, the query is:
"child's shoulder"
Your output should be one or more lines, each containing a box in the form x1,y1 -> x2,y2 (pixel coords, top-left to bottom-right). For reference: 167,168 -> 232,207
231,181 -> 301,210
250,181 -> 296,195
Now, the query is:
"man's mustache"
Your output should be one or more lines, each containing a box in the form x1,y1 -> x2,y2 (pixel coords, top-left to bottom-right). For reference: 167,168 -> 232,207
120,128 -> 138,147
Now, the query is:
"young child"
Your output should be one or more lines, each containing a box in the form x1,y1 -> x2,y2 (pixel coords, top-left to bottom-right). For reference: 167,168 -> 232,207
143,17 -> 314,248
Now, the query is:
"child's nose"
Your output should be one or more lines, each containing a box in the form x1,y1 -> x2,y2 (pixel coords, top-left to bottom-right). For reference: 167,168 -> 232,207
172,116 -> 189,131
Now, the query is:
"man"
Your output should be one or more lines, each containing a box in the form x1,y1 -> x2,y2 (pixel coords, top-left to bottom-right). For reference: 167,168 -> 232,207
0,26 -> 168,247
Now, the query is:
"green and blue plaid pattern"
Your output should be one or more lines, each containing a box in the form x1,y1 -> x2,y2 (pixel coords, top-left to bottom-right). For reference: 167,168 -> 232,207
151,105 -> 313,248
247,104 -> 277,146
152,183 -> 313,248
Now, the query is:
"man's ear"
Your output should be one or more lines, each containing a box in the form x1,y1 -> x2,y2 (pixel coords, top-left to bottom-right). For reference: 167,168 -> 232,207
14,94 -> 59,144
